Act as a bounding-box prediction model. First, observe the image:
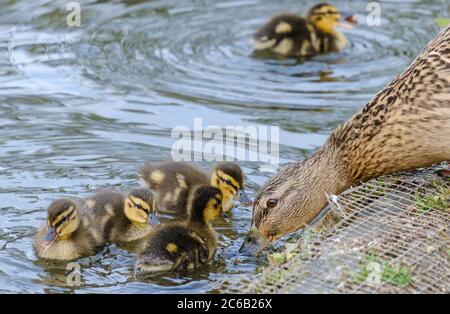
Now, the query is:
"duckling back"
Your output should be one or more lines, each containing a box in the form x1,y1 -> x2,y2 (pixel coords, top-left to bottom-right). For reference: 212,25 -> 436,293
135,224 -> 210,273
253,13 -> 316,57
139,162 -> 209,213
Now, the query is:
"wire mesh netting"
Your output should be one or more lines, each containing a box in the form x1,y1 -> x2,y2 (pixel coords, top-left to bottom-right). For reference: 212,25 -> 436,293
223,163 -> 449,293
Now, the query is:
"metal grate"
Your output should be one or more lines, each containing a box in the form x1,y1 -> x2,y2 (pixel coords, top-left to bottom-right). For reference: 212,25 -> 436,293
223,163 -> 449,293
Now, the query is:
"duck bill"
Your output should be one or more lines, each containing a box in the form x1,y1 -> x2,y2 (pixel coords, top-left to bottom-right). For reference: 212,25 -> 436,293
339,12 -> 358,29
42,227 -> 57,251
239,226 -> 273,256
238,189 -> 252,207
148,212 -> 160,226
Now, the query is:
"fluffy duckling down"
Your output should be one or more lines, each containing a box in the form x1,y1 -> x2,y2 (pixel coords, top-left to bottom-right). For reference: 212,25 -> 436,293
135,186 -> 223,273
35,198 -> 102,260
87,188 -> 159,243
253,2 -> 357,57
139,161 -> 251,214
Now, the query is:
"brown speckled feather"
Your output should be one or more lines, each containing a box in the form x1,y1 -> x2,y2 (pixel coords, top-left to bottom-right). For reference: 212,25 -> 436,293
329,25 -> 450,183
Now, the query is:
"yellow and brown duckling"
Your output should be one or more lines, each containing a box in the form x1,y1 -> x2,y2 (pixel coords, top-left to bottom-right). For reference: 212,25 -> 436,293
139,161 -> 251,214
135,186 -> 223,273
35,198 -> 102,260
252,2 -> 357,57
87,188 -> 159,243
241,24 -> 450,255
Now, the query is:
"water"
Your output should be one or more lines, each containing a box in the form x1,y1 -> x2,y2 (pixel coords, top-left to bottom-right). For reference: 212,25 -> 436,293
0,0 -> 445,293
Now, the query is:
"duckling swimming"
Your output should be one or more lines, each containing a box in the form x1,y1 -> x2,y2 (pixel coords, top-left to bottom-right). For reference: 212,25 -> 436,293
87,188 -> 159,243
35,198 -> 102,260
242,24 -> 450,255
252,3 -> 357,57
139,161 -> 251,214
135,186 -> 223,273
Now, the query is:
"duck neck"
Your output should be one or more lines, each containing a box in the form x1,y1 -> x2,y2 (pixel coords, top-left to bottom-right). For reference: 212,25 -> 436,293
301,146 -> 352,211
187,210 -> 208,229
187,218 -> 211,235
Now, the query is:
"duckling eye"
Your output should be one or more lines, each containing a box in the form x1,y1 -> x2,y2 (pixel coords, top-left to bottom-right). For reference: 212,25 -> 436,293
266,198 -> 278,209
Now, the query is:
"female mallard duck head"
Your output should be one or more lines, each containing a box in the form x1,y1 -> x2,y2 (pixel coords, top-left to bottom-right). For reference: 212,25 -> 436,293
307,3 -> 356,34
124,188 -> 159,226
210,162 -> 252,211
188,186 -> 223,223
42,199 -> 81,250
239,156 -> 343,255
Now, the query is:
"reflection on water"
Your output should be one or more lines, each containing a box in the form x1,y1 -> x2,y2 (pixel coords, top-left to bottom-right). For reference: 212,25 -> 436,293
0,0 -> 444,293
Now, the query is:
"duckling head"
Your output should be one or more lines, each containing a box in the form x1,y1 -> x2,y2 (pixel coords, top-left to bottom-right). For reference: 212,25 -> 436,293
188,186 -> 223,223
124,188 -> 159,227
42,199 -> 81,250
210,162 -> 252,212
307,3 -> 356,34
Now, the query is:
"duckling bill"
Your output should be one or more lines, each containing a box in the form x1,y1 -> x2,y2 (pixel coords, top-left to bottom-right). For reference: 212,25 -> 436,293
135,186 -> 223,273
253,2 -> 357,57
139,161 -> 251,214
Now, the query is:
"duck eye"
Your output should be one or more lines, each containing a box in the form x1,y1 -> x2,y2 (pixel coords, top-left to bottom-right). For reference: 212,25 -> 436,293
266,198 -> 278,208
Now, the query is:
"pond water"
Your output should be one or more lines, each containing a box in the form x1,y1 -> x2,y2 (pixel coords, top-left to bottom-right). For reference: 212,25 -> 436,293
0,0 -> 445,293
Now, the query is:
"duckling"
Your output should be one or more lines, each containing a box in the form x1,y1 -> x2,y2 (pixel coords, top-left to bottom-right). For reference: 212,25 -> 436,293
241,24 -> 450,255
139,161 -> 251,214
252,3 -> 357,57
86,188 -> 160,243
35,198 -> 102,260
135,186 -> 223,273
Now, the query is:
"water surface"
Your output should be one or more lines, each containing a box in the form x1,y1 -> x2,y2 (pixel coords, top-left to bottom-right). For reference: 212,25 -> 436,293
0,0 -> 445,293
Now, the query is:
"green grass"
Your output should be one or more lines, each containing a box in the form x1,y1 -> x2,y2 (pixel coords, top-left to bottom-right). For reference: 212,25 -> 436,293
355,253 -> 414,287
415,180 -> 450,212
436,18 -> 450,27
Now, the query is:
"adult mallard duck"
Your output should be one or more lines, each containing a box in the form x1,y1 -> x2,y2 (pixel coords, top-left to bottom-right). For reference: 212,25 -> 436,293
252,2 -> 357,57
135,186 -> 223,273
241,25 -> 450,254
35,198 -> 102,260
138,161 -> 251,214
